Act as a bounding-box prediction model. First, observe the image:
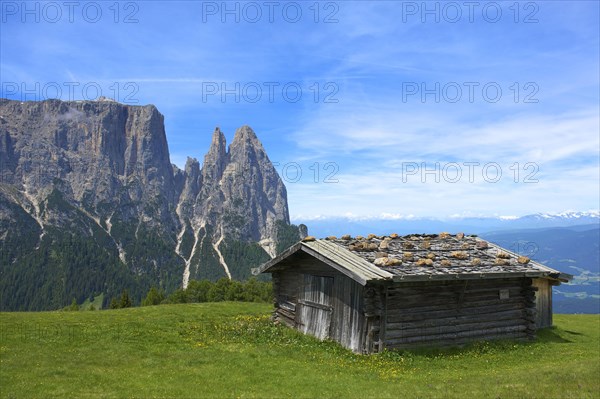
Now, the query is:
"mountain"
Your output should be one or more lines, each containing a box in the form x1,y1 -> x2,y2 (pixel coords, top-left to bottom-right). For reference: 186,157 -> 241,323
294,212 -> 600,237
0,98 -> 303,310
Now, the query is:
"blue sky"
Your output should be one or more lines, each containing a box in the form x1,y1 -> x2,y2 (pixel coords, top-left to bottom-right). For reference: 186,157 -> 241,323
1,0 -> 599,220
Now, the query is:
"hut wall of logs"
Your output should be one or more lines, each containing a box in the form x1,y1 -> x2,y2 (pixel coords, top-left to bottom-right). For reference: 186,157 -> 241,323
375,278 -> 537,350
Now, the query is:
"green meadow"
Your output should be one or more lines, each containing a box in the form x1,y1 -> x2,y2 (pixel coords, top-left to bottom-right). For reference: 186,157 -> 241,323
1,303 -> 598,398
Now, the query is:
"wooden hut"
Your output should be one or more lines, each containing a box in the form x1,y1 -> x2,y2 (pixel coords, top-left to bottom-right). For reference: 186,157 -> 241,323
252,233 -> 571,353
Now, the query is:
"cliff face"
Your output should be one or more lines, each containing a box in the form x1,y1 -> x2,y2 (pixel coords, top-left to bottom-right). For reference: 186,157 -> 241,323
173,126 -> 292,286
183,128 -> 289,247
0,98 -> 302,310
0,99 -> 175,217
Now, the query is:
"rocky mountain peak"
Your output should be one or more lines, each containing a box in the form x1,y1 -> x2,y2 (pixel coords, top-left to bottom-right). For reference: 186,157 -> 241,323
229,125 -> 264,156
184,156 -> 200,175
210,127 -> 227,156
232,124 -> 258,141
0,98 -> 302,310
181,157 -> 201,196
201,127 -> 228,183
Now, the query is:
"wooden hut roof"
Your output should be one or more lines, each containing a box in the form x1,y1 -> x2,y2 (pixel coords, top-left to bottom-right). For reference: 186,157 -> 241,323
253,239 -> 394,285
254,233 -> 572,285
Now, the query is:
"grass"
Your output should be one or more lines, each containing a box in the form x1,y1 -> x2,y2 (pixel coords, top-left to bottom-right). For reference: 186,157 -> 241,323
1,303 -> 598,398
78,294 -> 104,311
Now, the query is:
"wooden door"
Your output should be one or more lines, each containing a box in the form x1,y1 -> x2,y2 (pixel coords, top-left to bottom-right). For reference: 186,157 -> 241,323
297,275 -> 333,340
331,277 -> 365,352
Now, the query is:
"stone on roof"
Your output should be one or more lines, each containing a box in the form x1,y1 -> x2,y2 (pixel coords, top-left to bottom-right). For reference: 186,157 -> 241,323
254,233 -> 571,283
317,233 -> 568,281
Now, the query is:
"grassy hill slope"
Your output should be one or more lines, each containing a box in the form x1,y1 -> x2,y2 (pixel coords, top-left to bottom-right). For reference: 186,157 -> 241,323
1,303 -> 598,398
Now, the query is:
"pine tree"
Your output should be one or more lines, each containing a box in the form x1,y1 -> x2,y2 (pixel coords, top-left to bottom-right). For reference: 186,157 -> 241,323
110,297 -> 120,309
168,288 -> 187,304
207,278 -> 231,302
119,289 -> 132,308
69,298 -> 79,311
142,287 -> 165,306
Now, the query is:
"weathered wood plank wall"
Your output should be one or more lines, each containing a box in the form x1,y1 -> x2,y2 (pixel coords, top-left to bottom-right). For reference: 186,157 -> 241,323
298,275 -> 334,340
363,284 -> 385,353
380,278 -> 537,349
532,278 -> 553,328
272,271 -> 301,327
271,256 -> 367,352
329,277 -> 364,352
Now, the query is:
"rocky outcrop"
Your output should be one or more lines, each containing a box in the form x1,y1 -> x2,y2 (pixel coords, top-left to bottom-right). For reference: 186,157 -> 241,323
0,98 -> 302,310
173,125 -> 293,286
0,98 -> 176,229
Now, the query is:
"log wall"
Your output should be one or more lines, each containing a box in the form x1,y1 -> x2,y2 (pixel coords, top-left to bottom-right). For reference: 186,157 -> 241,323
363,284 -> 385,353
381,277 -> 537,350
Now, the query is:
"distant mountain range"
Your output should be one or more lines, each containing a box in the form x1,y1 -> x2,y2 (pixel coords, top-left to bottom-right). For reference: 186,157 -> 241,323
295,214 -> 599,314
0,99 -> 303,310
293,211 -> 600,237
481,225 -> 599,314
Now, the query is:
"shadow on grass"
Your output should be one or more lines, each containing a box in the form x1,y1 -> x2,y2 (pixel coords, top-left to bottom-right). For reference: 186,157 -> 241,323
381,340 -> 528,359
379,329 -> 575,360
537,326 -> 574,343
563,330 -> 585,336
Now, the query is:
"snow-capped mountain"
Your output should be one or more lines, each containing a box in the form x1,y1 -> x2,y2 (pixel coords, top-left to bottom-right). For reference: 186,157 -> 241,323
293,211 -> 599,237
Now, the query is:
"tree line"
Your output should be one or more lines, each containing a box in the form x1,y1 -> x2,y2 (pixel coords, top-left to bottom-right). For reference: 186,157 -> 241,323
97,277 -> 273,310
